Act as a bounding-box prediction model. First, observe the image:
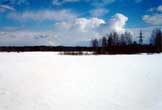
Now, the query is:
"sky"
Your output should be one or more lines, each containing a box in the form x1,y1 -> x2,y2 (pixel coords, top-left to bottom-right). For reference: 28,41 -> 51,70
0,0 -> 162,46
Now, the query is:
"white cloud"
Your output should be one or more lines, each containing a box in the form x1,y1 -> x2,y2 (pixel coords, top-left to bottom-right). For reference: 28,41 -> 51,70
90,8 -> 109,17
143,14 -> 162,25
148,5 -> 162,12
6,0 -> 30,5
55,17 -> 105,32
90,0 -> 116,6
157,5 -> 162,12
53,0 -> 80,5
105,13 -> 128,33
8,9 -> 78,22
52,0 -> 119,6
73,18 -> 105,31
88,0 -> 143,6
145,5 -> 162,25
0,4 -> 15,12
53,13 -> 128,46
53,17 -> 105,46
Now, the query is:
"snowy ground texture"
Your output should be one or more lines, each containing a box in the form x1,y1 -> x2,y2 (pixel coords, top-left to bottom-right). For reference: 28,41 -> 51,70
0,52 -> 162,110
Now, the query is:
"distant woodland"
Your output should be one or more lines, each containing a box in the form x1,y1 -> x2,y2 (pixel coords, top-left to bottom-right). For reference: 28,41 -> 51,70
0,28 -> 162,55
90,28 -> 162,54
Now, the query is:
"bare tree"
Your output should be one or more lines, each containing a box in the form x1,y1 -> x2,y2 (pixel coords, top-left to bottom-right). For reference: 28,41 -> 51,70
119,32 -> 133,46
108,33 -> 113,46
91,39 -> 98,48
150,28 -> 162,52
112,32 -> 119,45
102,36 -> 107,47
125,32 -> 133,45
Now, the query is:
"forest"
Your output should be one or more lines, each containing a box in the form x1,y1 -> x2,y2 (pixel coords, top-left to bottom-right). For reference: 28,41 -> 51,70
91,28 -> 162,54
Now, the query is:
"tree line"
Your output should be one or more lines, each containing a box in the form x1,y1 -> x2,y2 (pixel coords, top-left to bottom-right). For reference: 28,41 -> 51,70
91,28 -> 162,54
0,28 -> 161,55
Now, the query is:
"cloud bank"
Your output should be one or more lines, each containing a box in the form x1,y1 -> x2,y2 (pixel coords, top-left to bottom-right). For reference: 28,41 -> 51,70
8,10 -> 78,22
0,13 -> 129,46
0,31 -> 60,46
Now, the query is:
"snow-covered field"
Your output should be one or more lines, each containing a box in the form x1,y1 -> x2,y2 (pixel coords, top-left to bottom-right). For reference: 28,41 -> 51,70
0,52 -> 162,110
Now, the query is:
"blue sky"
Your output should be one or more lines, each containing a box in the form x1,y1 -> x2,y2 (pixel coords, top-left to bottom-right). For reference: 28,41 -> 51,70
0,0 -> 162,46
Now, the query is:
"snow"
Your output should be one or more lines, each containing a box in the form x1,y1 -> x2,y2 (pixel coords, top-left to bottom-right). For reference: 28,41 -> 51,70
0,52 -> 162,110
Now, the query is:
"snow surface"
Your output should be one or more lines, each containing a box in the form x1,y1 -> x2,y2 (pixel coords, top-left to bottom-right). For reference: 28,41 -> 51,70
0,52 -> 162,110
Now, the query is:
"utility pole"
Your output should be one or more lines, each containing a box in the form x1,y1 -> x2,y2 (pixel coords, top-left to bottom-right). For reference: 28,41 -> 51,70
139,30 -> 144,45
